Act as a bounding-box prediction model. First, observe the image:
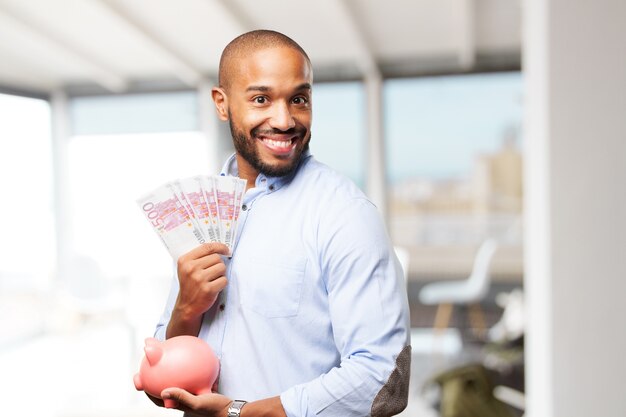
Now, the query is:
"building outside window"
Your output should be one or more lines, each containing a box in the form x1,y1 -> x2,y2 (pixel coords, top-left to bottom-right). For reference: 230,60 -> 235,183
384,72 -> 524,282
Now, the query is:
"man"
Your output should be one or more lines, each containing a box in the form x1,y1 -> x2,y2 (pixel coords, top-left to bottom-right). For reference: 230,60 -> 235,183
153,30 -> 411,417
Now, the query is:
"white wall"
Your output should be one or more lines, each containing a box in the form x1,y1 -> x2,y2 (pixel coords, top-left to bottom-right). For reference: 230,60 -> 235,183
524,1 -> 626,416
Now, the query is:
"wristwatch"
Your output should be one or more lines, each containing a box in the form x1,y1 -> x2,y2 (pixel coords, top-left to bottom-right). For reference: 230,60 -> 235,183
227,400 -> 247,417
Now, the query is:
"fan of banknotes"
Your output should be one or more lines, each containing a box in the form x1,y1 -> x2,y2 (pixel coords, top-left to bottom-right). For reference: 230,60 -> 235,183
137,175 -> 247,259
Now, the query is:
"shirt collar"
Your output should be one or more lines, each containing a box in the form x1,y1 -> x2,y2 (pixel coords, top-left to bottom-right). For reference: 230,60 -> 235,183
220,150 -> 312,193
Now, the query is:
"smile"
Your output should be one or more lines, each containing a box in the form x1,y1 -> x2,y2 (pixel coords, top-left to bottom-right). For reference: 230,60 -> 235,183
263,138 -> 293,149
258,136 -> 297,154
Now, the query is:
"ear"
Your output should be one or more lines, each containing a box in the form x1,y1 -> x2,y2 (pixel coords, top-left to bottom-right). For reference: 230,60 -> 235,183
212,87 -> 229,121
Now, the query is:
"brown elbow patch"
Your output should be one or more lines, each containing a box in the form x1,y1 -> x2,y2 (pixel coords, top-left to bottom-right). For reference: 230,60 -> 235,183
371,345 -> 412,417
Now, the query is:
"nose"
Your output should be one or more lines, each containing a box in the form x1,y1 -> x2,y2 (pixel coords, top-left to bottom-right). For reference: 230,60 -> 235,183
268,101 -> 296,131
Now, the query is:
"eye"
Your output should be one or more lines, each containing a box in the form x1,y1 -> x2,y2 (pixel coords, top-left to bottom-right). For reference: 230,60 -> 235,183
292,96 -> 309,105
253,96 -> 268,104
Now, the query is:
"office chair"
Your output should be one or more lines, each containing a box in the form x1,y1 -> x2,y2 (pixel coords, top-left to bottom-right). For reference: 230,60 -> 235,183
418,239 -> 498,336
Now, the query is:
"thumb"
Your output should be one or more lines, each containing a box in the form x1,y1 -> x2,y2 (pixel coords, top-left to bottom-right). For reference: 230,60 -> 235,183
161,387 -> 195,410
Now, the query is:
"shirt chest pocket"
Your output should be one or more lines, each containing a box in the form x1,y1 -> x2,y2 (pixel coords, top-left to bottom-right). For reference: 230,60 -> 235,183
237,257 -> 307,318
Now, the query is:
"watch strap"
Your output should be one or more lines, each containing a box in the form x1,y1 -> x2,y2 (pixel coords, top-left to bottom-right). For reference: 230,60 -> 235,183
227,399 -> 247,417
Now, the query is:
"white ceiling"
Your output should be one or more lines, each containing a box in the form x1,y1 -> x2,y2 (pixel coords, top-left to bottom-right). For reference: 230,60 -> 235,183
0,0 -> 521,96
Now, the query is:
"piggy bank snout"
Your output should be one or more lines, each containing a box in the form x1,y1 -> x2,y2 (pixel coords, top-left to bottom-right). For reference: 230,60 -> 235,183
133,373 -> 143,391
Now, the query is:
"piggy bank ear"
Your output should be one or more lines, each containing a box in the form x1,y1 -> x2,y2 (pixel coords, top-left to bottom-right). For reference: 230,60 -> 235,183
145,337 -> 159,347
145,344 -> 163,366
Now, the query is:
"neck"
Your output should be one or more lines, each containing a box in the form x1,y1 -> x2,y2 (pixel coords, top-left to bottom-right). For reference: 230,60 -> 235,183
234,153 -> 259,190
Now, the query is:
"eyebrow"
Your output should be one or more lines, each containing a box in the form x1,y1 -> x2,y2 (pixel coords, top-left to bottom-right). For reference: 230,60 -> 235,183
245,83 -> 312,93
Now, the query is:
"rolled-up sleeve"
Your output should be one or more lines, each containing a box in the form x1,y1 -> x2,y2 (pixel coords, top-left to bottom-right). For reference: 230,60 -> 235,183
280,199 -> 412,417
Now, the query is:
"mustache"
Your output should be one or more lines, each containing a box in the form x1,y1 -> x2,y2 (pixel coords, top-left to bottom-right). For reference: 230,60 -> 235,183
251,126 -> 307,137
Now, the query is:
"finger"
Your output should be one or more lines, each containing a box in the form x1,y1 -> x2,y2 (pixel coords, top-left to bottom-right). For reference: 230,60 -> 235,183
196,242 -> 231,258
177,253 -> 226,283
178,242 -> 230,264
194,253 -> 227,271
204,276 -> 228,293
161,388 -> 196,411
180,260 -> 226,285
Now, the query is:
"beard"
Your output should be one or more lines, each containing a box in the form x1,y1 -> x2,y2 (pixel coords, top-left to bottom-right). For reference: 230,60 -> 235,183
229,118 -> 310,178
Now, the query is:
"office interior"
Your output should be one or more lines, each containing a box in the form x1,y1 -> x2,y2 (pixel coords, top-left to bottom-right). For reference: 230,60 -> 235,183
0,1 -> 624,416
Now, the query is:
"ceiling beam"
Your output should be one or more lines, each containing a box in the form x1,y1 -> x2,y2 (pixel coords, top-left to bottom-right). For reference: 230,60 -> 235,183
332,0 -> 380,78
213,0 -> 256,33
0,81 -> 50,100
95,0 -> 205,88
0,4 -> 127,92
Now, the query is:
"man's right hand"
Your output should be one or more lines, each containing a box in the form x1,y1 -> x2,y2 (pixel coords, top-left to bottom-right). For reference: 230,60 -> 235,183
166,242 -> 230,338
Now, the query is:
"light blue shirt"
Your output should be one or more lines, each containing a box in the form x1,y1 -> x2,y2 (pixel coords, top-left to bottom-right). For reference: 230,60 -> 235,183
155,152 -> 411,416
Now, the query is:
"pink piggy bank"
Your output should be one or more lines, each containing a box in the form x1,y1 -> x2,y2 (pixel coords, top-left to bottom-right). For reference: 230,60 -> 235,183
133,336 -> 219,408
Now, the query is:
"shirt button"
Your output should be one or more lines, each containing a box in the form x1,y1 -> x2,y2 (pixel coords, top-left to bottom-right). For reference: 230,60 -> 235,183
219,304 -> 225,311
241,204 -> 247,211
269,184 -> 275,191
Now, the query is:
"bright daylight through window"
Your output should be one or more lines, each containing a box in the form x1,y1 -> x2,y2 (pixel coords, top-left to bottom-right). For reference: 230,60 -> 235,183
0,93 -> 54,290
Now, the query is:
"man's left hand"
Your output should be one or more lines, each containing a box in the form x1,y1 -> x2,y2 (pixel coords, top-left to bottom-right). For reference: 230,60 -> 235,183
160,388 -> 231,416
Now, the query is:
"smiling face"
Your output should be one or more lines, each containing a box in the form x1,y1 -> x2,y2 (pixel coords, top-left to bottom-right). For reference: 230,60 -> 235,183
212,46 -> 313,183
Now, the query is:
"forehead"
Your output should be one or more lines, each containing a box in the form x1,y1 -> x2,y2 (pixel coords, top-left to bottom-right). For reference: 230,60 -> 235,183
230,46 -> 312,92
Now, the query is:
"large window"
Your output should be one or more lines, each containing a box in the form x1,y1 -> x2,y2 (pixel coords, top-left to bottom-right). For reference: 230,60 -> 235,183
65,85 -> 368,281
385,72 -> 523,279
0,93 -> 54,290
310,82 -> 366,189
67,132 -> 211,279
67,92 -> 209,279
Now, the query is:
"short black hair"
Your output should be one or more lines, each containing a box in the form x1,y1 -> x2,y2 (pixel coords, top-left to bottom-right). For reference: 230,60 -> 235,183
218,30 -> 311,90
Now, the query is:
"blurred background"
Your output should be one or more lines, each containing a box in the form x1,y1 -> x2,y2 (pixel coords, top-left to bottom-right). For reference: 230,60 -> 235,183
0,1 -> 623,416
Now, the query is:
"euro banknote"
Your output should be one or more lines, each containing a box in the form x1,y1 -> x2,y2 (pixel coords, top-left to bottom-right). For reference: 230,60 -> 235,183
137,175 -> 247,259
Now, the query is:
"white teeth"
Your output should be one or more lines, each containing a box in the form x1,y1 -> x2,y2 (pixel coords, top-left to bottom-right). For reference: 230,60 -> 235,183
264,138 -> 292,149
